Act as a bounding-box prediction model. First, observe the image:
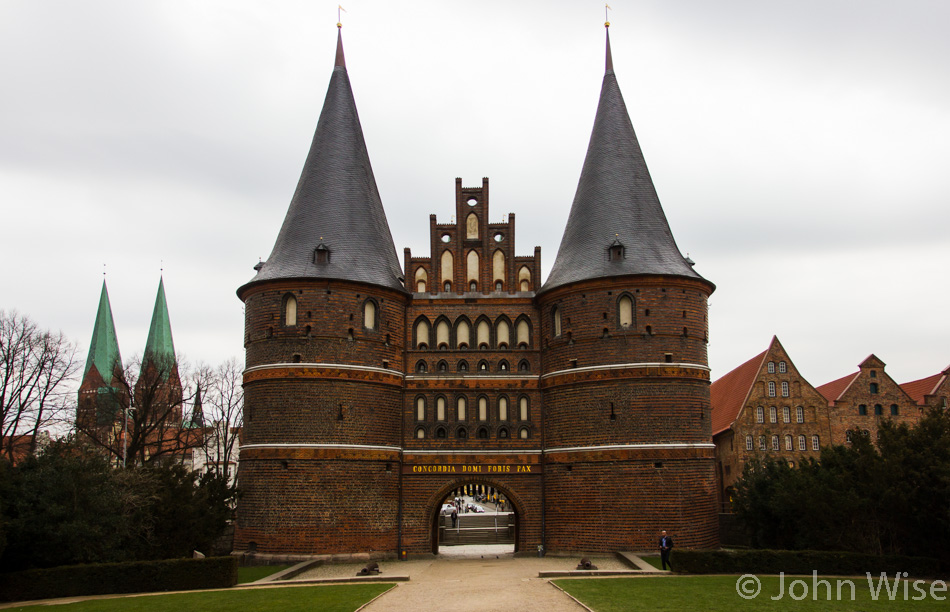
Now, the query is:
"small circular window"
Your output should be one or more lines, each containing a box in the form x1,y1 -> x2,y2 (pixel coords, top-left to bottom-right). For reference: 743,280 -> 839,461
441,233 -> 451,243
493,233 -> 504,242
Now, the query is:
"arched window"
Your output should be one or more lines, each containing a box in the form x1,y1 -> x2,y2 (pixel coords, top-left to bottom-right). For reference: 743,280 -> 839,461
769,406 -> 777,423
415,427 -> 425,439
768,381 -> 776,397
437,360 -> 448,372
478,360 -> 489,373
456,318 -> 471,348
796,406 -> 804,423
779,361 -> 787,373
415,267 -> 428,293
767,362 -> 775,374
811,435 -> 820,451
457,427 -> 468,439
436,319 -> 450,349
784,435 -> 793,451
519,427 -> 529,439
782,406 -> 790,423
618,295 -> 634,328
496,319 -> 510,348
498,427 -> 509,439
492,250 -> 505,289
441,250 -> 454,291
458,360 -> 468,373
859,404 -> 867,416
477,427 -> 489,440
498,360 -> 509,372
416,360 -> 428,373
771,435 -> 779,451
415,396 -> 426,421
874,404 -> 883,415
519,396 -> 529,421
466,250 -> 479,291
518,360 -> 529,372
457,396 -> 467,421
745,435 -> 753,451
498,396 -> 509,421
781,381 -> 789,397
798,435 -> 806,451
436,396 -> 446,421
870,383 -> 879,394
890,404 -> 899,416
476,319 -> 491,348
283,294 -> 297,326
466,213 -> 479,239
756,406 -> 764,423
518,266 -> 531,292
435,426 -> 447,439
478,396 -> 488,421
553,306 -> 562,337
758,436 -> 766,451
516,319 -> 530,348
363,299 -> 377,330
415,318 -> 430,349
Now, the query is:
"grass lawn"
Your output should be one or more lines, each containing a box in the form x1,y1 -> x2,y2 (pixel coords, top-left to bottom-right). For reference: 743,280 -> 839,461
637,555 -> 664,570
237,564 -> 291,584
554,575 -> 948,612
5,583 -> 394,612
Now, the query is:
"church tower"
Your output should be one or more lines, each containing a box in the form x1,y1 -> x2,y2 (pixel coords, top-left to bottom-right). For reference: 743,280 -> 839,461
77,280 -> 127,433
536,25 -> 719,550
235,26 -> 408,554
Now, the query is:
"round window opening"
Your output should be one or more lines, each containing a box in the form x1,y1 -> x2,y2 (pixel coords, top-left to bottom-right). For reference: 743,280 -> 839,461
466,197 -> 477,207
493,233 -> 504,242
440,233 -> 451,243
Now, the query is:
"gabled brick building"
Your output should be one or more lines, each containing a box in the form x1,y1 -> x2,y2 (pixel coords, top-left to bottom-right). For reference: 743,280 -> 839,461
901,366 -> 950,412
816,355 -> 921,445
234,24 -> 718,557
710,336 -> 830,503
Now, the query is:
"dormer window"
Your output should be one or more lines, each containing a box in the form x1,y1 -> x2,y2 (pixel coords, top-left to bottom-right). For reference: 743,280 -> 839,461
313,244 -> 330,264
608,238 -> 625,261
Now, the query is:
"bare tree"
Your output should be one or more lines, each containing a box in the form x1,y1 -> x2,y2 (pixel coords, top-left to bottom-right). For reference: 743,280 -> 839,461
76,354 -> 201,466
0,310 -> 79,461
192,358 -> 243,484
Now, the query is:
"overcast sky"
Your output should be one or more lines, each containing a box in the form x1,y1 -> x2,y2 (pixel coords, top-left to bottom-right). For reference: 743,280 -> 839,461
1,0 -> 948,388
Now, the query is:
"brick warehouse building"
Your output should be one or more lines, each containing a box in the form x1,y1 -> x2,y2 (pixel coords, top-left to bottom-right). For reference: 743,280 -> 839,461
234,25 -> 719,556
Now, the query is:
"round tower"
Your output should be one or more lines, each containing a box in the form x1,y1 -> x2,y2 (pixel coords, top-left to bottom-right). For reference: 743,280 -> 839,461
235,27 -> 409,555
536,26 -> 719,552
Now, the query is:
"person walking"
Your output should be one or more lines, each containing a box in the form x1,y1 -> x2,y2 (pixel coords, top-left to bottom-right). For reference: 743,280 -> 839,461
659,530 -> 674,571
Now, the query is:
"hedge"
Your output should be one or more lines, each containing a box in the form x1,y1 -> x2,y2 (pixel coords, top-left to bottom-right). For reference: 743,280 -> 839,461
673,549 -> 944,578
0,556 -> 238,602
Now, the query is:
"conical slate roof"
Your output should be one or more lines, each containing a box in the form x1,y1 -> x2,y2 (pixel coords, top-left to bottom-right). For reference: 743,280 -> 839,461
144,277 -> 176,366
240,28 -> 404,294
84,280 -> 123,384
541,28 -> 710,294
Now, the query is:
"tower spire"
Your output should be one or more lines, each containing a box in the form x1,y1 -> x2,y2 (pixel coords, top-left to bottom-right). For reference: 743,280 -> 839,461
83,279 -> 123,385
143,277 -> 176,370
605,22 -> 613,73
540,25 -> 711,294
335,23 -> 345,68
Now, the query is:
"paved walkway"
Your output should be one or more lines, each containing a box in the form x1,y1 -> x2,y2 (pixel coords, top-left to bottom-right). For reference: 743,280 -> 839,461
292,546 -> 638,611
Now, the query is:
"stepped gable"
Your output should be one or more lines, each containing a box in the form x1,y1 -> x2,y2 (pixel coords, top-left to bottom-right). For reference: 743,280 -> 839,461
143,277 -> 176,367
541,26 -> 708,294
240,27 -> 404,295
710,348 -> 768,435
83,280 -> 123,385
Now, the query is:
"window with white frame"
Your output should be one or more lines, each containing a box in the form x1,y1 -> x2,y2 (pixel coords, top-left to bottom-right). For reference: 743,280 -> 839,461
785,435 -> 793,450
769,406 -> 777,423
798,435 -> 806,451
768,381 -> 776,397
781,381 -> 789,397
745,435 -> 753,451
756,406 -> 764,423
779,361 -> 787,373
759,436 -> 766,450
771,435 -> 779,451
812,435 -> 820,451
796,406 -> 804,423
782,406 -> 790,423
767,362 -> 775,373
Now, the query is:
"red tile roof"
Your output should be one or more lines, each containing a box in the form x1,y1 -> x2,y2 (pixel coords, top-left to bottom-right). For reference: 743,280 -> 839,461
901,371 -> 945,406
816,372 -> 859,406
711,349 -> 767,436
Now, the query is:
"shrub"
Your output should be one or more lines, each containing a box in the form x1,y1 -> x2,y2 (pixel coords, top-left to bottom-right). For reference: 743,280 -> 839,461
0,556 -> 238,602
674,549 -> 943,578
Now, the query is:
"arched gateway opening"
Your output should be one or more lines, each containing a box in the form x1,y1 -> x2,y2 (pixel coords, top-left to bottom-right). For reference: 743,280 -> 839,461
429,480 -> 518,555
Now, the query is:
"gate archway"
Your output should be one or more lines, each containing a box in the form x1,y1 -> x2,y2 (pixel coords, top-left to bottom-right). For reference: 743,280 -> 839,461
427,479 -> 523,555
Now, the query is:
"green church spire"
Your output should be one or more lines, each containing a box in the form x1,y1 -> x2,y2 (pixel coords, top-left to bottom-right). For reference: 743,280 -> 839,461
84,280 -> 123,384
143,277 -> 176,367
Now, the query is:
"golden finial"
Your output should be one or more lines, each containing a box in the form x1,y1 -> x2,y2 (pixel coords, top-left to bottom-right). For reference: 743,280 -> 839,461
605,3 -> 611,27
338,4 -> 346,28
